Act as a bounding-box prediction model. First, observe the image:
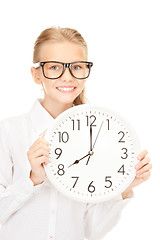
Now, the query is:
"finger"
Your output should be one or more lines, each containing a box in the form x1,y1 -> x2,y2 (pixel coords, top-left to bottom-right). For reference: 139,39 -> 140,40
31,130 -> 49,146
136,171 -> 151,180
137,149 -> 148,160
136,163 -> 152,176
41,156 -> 50,165
43,160 -> 50,166
32,147 -> 50,158
37,135 -> 49,145
135,156 -> 151,170
29,144 -> 50,155
28,155 -> 49,169
35,141 -> 50,152
28,143 -> 50,158
39,129 -> 47,138
35,156 -> 50,165
29,138 -> 49,151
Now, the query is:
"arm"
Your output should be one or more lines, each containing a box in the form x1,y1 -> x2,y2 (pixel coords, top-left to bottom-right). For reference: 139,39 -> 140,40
0,121 -> 34,225
0,121 -> 50,225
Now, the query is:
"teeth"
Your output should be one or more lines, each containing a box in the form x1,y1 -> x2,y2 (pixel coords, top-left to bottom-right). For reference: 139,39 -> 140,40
57,87 -> 74,91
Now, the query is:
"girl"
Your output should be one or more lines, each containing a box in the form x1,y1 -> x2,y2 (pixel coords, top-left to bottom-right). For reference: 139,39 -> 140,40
0,27 -> 152,240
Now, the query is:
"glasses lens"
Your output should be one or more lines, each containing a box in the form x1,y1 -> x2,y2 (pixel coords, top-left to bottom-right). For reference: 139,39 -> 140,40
43,62 -> 63,79
71,62 -> 90,79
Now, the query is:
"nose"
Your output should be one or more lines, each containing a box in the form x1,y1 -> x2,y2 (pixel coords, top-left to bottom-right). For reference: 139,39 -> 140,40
60,67 -> 73,82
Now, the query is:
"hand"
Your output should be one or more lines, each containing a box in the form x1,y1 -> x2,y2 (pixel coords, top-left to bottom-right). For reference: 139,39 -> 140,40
122,149 -> 152,199
27,131 -> 50,186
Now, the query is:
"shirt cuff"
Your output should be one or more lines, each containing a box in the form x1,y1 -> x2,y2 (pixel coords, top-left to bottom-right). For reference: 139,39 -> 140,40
114,191 -> 134,210
8,177 -> 34,198
8,176 -> 45,198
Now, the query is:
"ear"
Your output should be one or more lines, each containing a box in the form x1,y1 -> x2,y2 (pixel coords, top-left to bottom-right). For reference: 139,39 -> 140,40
31,67 -> 42,85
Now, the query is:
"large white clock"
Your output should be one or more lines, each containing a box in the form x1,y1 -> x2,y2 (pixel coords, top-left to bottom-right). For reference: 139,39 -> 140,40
44,104 -> 140,203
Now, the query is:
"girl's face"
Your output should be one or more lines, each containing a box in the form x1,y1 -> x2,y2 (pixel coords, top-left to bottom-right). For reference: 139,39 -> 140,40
32,41 -> 87,106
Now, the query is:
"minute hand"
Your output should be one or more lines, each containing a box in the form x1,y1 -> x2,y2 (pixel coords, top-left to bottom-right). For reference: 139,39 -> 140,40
86,121 -> 104,165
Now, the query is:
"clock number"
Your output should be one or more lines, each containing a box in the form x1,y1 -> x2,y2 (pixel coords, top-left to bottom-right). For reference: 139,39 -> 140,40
118,164 -> 125,175
71,119 -> 80,130
86,115 -> 96,127
55,148 -> 62,159
118,131 -> 125,143
88,181 -> 96,193
57,164 -> 65,176
121,148 -> 128,159
71,177 -> 79,188
58,131 -> 69,143
105,176 -> 112,188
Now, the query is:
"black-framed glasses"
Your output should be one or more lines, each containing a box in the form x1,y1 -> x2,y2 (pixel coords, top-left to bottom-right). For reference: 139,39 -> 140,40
33,61 -> 93,80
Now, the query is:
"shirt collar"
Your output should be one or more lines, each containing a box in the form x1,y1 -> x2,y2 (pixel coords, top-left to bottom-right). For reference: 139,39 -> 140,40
29,98 -> 55,136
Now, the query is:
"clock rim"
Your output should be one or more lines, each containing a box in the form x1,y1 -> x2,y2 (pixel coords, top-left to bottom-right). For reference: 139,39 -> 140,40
44,104 -> 140,203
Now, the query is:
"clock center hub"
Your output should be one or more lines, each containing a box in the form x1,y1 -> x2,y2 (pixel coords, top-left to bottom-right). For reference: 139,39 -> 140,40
89,150 -> 94,156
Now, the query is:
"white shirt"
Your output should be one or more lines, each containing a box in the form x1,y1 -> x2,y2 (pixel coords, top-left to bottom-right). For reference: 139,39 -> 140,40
0,99 -> 132,240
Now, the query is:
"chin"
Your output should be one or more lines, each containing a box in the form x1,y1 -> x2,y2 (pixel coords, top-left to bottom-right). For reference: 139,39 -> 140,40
56,97 -> 76,105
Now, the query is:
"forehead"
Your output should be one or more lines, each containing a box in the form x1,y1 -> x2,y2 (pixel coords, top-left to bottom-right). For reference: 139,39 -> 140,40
39,41 -> 87,62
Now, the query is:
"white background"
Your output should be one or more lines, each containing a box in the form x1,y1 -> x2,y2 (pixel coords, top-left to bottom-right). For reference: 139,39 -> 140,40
0,0 -> 159,239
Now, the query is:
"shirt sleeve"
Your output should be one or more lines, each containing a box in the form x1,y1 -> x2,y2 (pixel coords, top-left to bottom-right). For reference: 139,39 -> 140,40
0,120 -> 43,225
84,193 -> 134,240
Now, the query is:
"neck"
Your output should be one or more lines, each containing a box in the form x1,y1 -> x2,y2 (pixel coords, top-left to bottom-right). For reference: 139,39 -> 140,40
41,97 -> 73,119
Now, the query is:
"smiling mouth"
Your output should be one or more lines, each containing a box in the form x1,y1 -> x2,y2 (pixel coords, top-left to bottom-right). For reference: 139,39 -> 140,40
56,87 -> 76,93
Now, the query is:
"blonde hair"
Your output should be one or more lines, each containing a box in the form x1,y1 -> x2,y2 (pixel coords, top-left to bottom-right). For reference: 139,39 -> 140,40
33,27 -> 89,105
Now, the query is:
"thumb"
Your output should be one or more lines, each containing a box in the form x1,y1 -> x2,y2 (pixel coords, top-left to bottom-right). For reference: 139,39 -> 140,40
39,129 -> 47,138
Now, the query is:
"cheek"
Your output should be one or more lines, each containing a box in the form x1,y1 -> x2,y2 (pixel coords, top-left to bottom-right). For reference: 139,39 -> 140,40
41,80 -> 55,92
78,80 -> 86,90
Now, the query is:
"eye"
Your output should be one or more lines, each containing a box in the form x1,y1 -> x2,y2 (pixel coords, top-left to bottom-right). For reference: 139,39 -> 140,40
50,65 -> 60,70
72,65 -> 82,70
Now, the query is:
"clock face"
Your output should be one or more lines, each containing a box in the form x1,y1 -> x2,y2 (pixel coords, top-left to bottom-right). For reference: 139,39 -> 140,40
44,104 -> 140,203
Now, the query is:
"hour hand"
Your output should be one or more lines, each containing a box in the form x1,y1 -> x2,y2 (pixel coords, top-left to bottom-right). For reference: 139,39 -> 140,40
68,153 -> 90,168
86,155 -> 91,165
